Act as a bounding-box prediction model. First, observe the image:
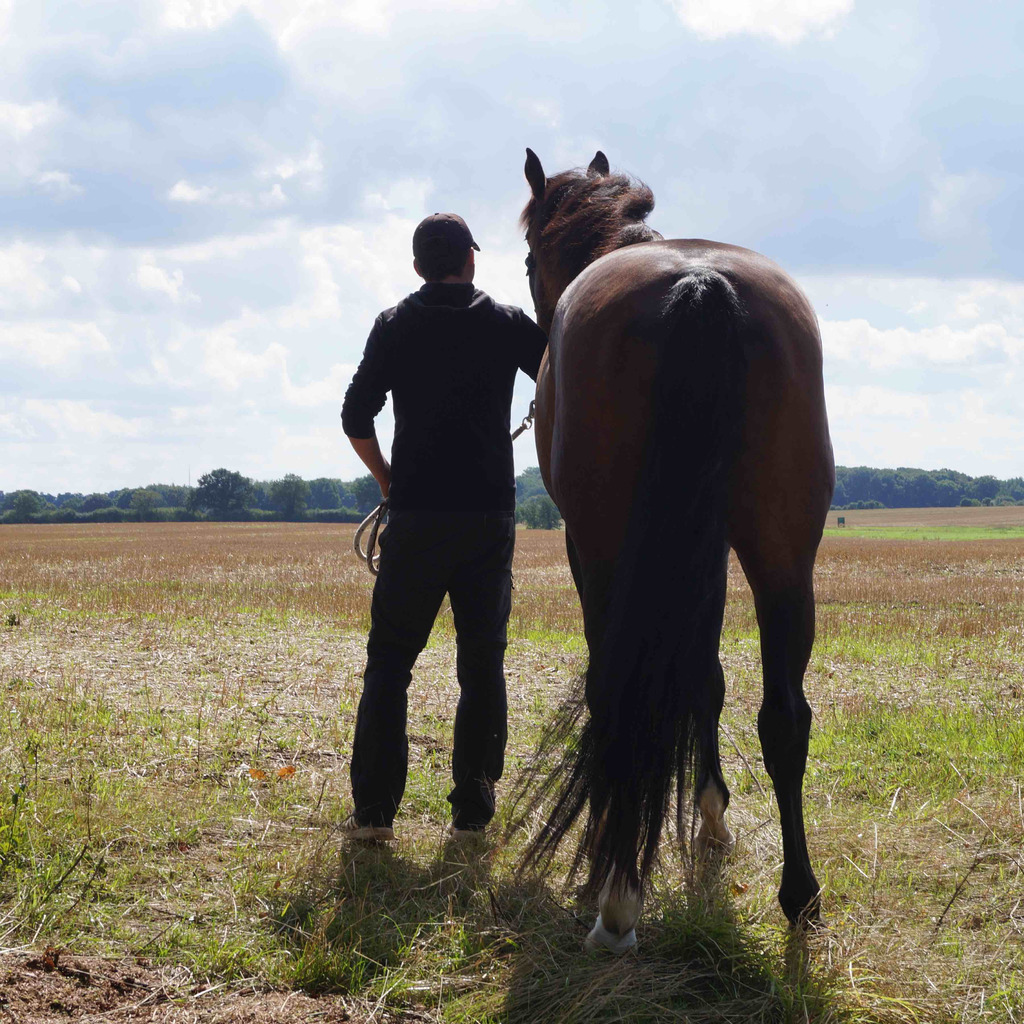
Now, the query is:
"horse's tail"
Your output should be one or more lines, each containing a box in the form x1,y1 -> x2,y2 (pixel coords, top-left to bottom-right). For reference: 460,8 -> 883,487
522,267 -> 748,895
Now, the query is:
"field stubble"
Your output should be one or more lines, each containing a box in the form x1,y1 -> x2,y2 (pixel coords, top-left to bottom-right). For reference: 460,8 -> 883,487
0,521 -> 1022,1022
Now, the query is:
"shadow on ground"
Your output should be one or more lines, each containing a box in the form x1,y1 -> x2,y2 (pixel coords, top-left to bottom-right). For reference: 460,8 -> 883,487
461,876 -> 884,1024
268,840 -> 915,1024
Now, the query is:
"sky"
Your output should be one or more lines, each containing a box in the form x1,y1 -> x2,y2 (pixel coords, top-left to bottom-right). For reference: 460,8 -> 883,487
1,0 -> 1022,494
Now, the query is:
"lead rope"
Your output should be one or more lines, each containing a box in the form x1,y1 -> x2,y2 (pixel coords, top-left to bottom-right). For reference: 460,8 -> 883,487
511,399 -> 536,441
354,399 -> 537,577
353,497 -> 388,576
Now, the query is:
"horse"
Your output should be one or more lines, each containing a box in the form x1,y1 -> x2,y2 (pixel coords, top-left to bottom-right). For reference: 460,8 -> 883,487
518,148 -> 835,953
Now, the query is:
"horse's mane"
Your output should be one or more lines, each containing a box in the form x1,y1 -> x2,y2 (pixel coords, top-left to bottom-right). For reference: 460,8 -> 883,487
520,169 -> 661,281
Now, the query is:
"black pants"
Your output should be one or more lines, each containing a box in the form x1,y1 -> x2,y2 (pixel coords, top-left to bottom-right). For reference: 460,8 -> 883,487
350,509 -> 515,829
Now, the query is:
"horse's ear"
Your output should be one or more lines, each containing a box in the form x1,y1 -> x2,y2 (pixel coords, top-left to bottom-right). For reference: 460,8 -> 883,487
525,148 -> 546,199
587,151 -> 610,176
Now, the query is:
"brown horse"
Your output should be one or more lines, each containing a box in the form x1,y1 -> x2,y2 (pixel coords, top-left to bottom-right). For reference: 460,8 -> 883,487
519,148 -> 834,952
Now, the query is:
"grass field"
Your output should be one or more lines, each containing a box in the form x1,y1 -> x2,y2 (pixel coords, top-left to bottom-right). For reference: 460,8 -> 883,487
823,504 -> 1024,539
0,516 -> 1022,1022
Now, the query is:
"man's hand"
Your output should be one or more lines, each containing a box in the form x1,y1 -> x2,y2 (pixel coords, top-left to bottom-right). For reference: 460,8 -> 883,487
348,435 -> 391,499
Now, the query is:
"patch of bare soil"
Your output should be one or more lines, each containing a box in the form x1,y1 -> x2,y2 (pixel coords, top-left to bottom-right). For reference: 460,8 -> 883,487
0,951 -> 415,1023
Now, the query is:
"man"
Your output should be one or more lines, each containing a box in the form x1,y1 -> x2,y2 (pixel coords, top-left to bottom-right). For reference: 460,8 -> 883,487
340,212 -> 548,840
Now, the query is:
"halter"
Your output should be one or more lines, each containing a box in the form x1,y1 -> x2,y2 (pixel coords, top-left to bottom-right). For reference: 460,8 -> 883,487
525,250 -> 538,312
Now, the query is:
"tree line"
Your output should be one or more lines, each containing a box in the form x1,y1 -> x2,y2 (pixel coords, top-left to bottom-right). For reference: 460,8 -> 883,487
0,466 -> 563,528
4,464 -> 1021,527
833,466 -> 1024,509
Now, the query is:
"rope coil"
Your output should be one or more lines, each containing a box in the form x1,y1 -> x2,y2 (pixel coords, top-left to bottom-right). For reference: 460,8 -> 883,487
353,498 -> 388,576
353,400 -> 537,576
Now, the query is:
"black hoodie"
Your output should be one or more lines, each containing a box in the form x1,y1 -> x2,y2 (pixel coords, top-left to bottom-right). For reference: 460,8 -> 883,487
341,282 -> 547,511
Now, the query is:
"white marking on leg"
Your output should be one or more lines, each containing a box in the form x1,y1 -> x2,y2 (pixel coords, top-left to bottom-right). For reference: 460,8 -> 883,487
695,782 -> 735,858
584,872 -> 641,954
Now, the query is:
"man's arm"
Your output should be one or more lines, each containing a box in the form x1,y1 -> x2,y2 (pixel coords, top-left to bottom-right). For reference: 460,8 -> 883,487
514,309 -> 548,382
349,435 -> 391,499
341,315 -> 392,499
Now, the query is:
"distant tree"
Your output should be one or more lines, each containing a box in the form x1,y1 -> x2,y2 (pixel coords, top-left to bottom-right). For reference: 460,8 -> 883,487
130,489 -> 162,520
81,493 -> 113,513
308,477 -> 341,510
188,469 -> 254,518
349,474 -> 384,513
516,466 -> 550,502
249,481 -> 273,511
148,483 -> 191,508
517,494 -> 562,529
7,490 -> 44,522
270,474 -> 311,518
55,492 -> 84,510
972,475 -> 1000,501
113,488 -> 134,510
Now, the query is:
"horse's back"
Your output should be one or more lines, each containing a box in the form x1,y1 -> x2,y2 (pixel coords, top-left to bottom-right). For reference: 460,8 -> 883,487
538,238 -> 833,568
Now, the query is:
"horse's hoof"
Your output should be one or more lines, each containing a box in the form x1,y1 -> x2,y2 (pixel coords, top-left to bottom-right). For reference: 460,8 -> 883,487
780,887 -> 822,929
694,825 -> 736,862
584,914 -> 637,955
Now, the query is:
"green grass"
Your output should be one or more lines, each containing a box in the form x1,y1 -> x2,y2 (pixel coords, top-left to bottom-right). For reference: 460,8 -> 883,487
823,526 -> 1024,539
2,525 -> 1023,1020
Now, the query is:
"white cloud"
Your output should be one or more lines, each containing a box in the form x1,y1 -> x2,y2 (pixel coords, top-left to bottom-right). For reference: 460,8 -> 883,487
825,385 -> 1024,474
362,178 -> 432,215
34,170 -> 83,199
825,384 -> 930,420
0,321 -> 110,369
164,222 -> 291,263
201,318 -> 288,388
19,399 -> 145,440
282,362 -> 356,407
280,213 -> 417,329
923,168 -> 1002,243
0,243 -> 51,309
821,317 -> 1021,371
667,0 -> 853,43
159,0 -> 392,38
0,100 -> 59,139
136,262 -> 187,301
168,179 -> 216,203
265,139 -> 324,185
169,178 -> 289,209
259,182 -> 288,207
196,310 -> 355,404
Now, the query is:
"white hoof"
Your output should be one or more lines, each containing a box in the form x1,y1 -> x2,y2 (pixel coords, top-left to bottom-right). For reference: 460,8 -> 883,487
584,914 -> 637,954
695,821 -> 736,859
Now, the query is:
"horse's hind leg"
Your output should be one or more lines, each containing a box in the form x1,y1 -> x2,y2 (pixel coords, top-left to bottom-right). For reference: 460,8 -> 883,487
748,573 -> 821,925
568,557 -> 642,953
585,868 -> 641,953
694,659 -> 735,860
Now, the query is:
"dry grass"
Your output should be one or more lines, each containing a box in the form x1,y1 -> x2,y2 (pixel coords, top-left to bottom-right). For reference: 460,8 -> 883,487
1,520 -> 1022,1022
826,506 -> 1024,530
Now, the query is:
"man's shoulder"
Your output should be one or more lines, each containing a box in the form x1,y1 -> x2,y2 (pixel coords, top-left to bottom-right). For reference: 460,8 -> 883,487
376,303 -> 401,326
482,294 -> 531,326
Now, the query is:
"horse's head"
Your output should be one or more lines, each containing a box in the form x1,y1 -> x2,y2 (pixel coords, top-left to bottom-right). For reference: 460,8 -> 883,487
520,148 -> 659,332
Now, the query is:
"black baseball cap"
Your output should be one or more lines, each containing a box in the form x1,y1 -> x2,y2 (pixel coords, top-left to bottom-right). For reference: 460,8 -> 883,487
412,213 -> 481,262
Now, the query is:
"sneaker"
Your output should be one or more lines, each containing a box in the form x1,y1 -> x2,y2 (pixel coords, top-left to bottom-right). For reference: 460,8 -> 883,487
341,813 -> 395,841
